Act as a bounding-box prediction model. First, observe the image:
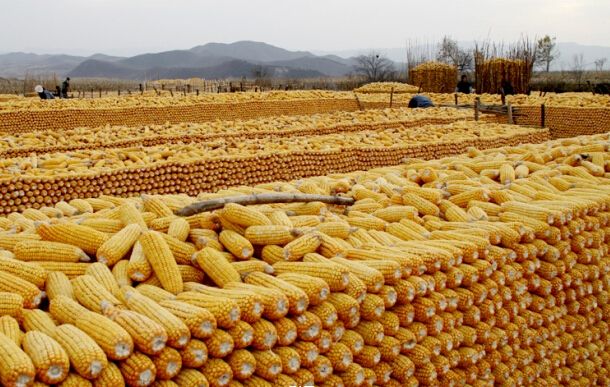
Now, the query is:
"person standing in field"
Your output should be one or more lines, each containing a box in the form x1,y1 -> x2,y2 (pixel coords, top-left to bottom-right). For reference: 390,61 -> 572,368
456,74 -> 472,94
500,78 -> 514,96
61,77 -> 71,98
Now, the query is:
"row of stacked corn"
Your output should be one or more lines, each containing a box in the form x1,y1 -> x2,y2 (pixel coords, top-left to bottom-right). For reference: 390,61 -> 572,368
354,83 -> 420,94
0,122 -> 549,214
0,108 -> 480,158
0,132 -> 608,386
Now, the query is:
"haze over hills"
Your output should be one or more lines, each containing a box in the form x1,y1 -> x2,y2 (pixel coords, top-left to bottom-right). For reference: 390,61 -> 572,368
1,40 -> 608,80
0,41 -> 357,79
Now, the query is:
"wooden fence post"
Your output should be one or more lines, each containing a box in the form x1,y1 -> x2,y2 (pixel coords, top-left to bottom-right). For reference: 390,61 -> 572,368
474,97 -> 480,121
454,93 -> 458,105
389,87 -> 394,108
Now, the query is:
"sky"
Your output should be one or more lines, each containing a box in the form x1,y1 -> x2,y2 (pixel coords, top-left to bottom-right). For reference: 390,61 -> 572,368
1,0 -> 609,56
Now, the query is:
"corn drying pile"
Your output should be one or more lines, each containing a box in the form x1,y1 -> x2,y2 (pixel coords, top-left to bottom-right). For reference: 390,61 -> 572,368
0,108 -> 480,157
354,83 -> 420,94
0,132 -> 607,386
408,63 -> 458,93
475,58 -> 532,95
0,121 -> 548,214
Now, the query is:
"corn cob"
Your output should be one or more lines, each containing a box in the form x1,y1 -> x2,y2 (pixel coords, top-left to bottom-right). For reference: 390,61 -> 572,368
93,362 -> 125,387
276,272 -> 329,305
14,240 -> 89,263
173,368 -> 209,387
178,339 -> 208,369
22,330 -> 70,384
167,218 -> 190,242
308,355 -> 333,383
223,203 -> 271,227
226,350 -> 256,381
175,292 -> 240,329
0,291 -> 23,318
282,232 -> 321,261
0,270 -> 43,308
231,260 -> 274,277
120,351 -> 157,387
219,230 -> 254,260
103,304 -> 167,355
193,248 -> 242,288
273,262 -> 349,291
136,231 -> 182,294
201,358 -> 233,387
151,347 -> 182,380
53,324 -> 108,379
204,329 -> 235,358
97,224 -> 142,266
122,288 -> 191,348
37,222 -> 109,255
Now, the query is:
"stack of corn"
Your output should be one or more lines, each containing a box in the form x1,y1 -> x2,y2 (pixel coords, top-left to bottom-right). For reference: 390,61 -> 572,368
408,62 -> 458,93
475,58 -> 531,95
0,132 -> 608,385
0,91 -> 363,133
354,83 -> 420,94
0,122 -> 548,214
0,107 -> 480,157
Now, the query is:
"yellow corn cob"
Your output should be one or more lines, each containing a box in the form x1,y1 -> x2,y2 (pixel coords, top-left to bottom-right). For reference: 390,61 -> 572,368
244,225 -> 296,246
223,203 -> 271,227
227,350 -> 256,381
78,218 -> 124,234
37,222 -> 109,255
193,247 -> 242,288
96,224 -> 142,266
201,358 -> 233,387
0,255 -> 47,288
166,218 -> 190,242
50,296 -> 133,360
72,274 -> 122,313
243,272 -> 308,315
118,202 -> 148,230
103,304 -> 167,355
0,315 -> 22,347
0,331 -> 36,387
126,241 -> 152,281
14,239 -> 89,263
353,345 -> 381,368
308,302 -> 338,329
291,369 -> 315,386
86,262 -> 121,296
176,339 -> 207,369
224,282 -> 288,320
0,291 -> 23,320
251,350 -> 282,381
316,221 -> 354,239
52,324 -> 107,379
226,321 -> 254,350
122,288 -> 190,349
173,368 -> 209,387
46,271 -> 75,301
157,299 -> 216,339
292,340 -> 319,369
219,230 -> 254,260
260,245 -> 284,265
151,347 -> 182,380
249,319 -> 278,351
276,273 -> 330,306
282,232 -> 321,261
142,195 -> 174,218
231,260 -> 274,277
204,329 -> 235,358
22,330 -> 70,384
55,201 -> 80,216
120,351 -> 157,387
139,231 -> 183,294
176,290 -> 241,328
93,362 -> 125,387
0,270 -> 43,309
273,262 -> 349,291
112,260 -> 132,288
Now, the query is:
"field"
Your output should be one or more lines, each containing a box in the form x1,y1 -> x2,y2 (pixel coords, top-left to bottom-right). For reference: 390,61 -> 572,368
0,86 -> 609,387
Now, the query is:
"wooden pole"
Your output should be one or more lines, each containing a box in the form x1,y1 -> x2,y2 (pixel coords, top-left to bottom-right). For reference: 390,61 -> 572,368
389,87 -> 394,108
175,193 -> 356,216
474,97 -> 480,121
454,93 -> 458,105
541,104 -> 546,128
507,103 -> 513,124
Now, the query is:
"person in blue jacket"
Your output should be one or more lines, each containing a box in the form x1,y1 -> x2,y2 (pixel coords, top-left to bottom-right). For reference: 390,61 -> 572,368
35,85 -> 55,100
408,94 -> 434,108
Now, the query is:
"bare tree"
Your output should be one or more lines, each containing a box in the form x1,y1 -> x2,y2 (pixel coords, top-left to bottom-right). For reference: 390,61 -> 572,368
436,36 -> 473,72
252,65 -> 272,88
354,53 -> 396,82
594,58 -> 607,72
571,53 -> 585,86
535,35 -> 559,72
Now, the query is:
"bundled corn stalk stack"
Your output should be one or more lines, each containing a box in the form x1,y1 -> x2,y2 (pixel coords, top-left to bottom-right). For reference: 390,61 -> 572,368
475,58 -> 531,95
0,108 -> 480,158
0,91 -> 363,133
409,62 -> 458,93
354,83 -> 420,94
0,122 -> 549,214
0,132 -> 608,386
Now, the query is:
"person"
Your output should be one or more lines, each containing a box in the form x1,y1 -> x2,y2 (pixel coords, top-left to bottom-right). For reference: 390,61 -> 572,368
456,75 -> 472,94
500,78 -> 514,96
35,85 -> 55,100
408,94 -> 434,108
61,77 -> 71,98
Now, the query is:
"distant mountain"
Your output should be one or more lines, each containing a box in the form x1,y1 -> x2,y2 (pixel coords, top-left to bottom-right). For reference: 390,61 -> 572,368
0,41 -> 355,79
190,41 -> 314,62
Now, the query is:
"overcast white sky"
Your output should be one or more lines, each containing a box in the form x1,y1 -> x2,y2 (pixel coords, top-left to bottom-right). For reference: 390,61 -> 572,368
1,0 -> 609,56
